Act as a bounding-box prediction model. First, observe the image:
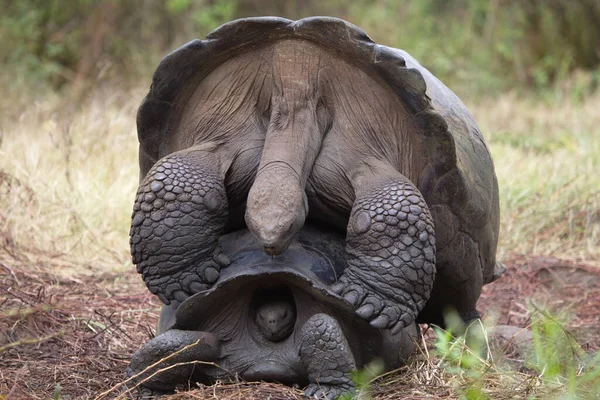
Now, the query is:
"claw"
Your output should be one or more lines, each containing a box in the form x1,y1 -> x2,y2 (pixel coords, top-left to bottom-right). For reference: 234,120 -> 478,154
331,282 -> 344,294
356,304 -> 375,319
370,314 -> 390,328
214,252 -> 230,267
381,306 -> 400,325
157,292 -> 170,305
390,320 -> 405,335
343,291 -> 360,306
304,384 -> 318,397
172,290 -> 188,303
204,266 -> 219,283
304,384 -> 351,400
189,281 -> 207,293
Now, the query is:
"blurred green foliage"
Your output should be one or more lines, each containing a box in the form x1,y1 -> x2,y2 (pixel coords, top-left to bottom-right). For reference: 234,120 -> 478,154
1,0 -> 599,96
434,308 -> 600,400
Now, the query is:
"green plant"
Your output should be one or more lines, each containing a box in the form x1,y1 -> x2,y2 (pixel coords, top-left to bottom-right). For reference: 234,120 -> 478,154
432,310 -> 491,399
54,383 -> 62,400
527,308 -> 600,399
339,359 -> 385,400
432,308 -> 600,400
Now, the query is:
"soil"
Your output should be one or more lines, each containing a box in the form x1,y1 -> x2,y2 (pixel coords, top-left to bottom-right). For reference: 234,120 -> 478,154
1,254 -> 598,399
478,255 -> 600,353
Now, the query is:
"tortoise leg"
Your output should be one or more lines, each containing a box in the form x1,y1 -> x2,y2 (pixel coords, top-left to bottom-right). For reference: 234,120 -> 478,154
332,158 -> 436,333
130,147 -> 230,305
300,314 -> 356,400
379,322 -> 419,370
126,330 -> 221,397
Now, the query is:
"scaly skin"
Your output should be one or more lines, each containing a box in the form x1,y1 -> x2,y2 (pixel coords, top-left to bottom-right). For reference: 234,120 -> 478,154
130,148 -> 230,305
126,330 -> 221,396
332,160 -> 436,333
300,314 -> 356,399
128,313 -> 358,399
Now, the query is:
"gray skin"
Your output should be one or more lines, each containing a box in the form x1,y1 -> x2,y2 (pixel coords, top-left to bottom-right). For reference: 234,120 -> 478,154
127,227 -> 417,399
130,17 -> 503,332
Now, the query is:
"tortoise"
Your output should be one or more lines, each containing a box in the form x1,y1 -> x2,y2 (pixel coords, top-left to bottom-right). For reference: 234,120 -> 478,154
129,16 -> 503,336
127,226 -> 417,399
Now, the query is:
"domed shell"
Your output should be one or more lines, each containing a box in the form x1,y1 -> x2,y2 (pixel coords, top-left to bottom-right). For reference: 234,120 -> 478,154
137,16 -> 458,183
172,227 -> 354,331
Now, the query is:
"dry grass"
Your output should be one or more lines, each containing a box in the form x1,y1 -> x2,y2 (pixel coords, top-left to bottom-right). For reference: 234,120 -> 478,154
3,256 -> 597,399
2,255 -> 598,399
0,259 -> 158,399
470,93 -> 600,263
0,87 -> 142,276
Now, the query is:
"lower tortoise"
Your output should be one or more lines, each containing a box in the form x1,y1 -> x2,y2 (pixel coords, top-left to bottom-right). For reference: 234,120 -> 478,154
127,226 -> 417,399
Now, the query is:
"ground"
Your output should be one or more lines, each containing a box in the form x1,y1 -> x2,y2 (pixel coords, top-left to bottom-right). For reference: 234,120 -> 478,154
1,253 -> 598,400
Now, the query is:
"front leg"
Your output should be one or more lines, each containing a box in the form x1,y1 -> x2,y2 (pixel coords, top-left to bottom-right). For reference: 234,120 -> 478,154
300,314 -> 356,400
130,147 -> 230,304
126,330 -> 221,397
332,158 -> 436,333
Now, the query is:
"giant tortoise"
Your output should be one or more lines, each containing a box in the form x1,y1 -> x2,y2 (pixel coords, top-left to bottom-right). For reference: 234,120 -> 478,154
129,16 -> 503,334
127,226 -> 417,399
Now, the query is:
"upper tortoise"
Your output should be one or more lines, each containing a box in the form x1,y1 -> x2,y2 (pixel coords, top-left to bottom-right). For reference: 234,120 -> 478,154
130,16 -> 503,332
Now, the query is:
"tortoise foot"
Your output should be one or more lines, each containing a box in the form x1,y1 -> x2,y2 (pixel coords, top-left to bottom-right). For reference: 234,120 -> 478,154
336,164 -> 436,333
127,330 -> 221,395
130,149 -> 230,305
300,314 -> 356,400
332,274 -> 414,334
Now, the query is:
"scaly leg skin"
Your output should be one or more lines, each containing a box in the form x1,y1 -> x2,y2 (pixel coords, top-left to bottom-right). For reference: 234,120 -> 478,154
332,159 -> 436,334
130,148 -> 230,305
126,330 -> 221,398
300,314 -> 356,400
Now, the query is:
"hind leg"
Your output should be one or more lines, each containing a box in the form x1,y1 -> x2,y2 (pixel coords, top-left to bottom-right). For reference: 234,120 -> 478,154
130,147 -> 230,305
332,158 -> 436,333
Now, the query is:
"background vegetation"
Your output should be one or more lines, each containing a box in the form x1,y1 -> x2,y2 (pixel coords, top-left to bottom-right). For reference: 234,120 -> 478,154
0,1 -> 599,399
2,0 -> 600,97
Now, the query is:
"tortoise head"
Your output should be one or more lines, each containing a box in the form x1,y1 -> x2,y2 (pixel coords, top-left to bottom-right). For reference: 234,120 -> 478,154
245,169 -> 309,256
252,286 -> 297,342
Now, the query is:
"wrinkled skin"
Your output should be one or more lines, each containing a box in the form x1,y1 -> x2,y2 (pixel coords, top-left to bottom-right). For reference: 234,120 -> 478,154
127,228 -> 417,399
131,17 -> 501,332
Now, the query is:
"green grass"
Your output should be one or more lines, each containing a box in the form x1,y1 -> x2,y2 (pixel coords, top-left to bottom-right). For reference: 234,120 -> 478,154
334,308 -> 600,400
470,93 -> 600,262
431,309 -> 600,400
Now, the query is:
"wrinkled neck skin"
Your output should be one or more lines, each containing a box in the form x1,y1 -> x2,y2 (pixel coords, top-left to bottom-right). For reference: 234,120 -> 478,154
245,43 -> 327,255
